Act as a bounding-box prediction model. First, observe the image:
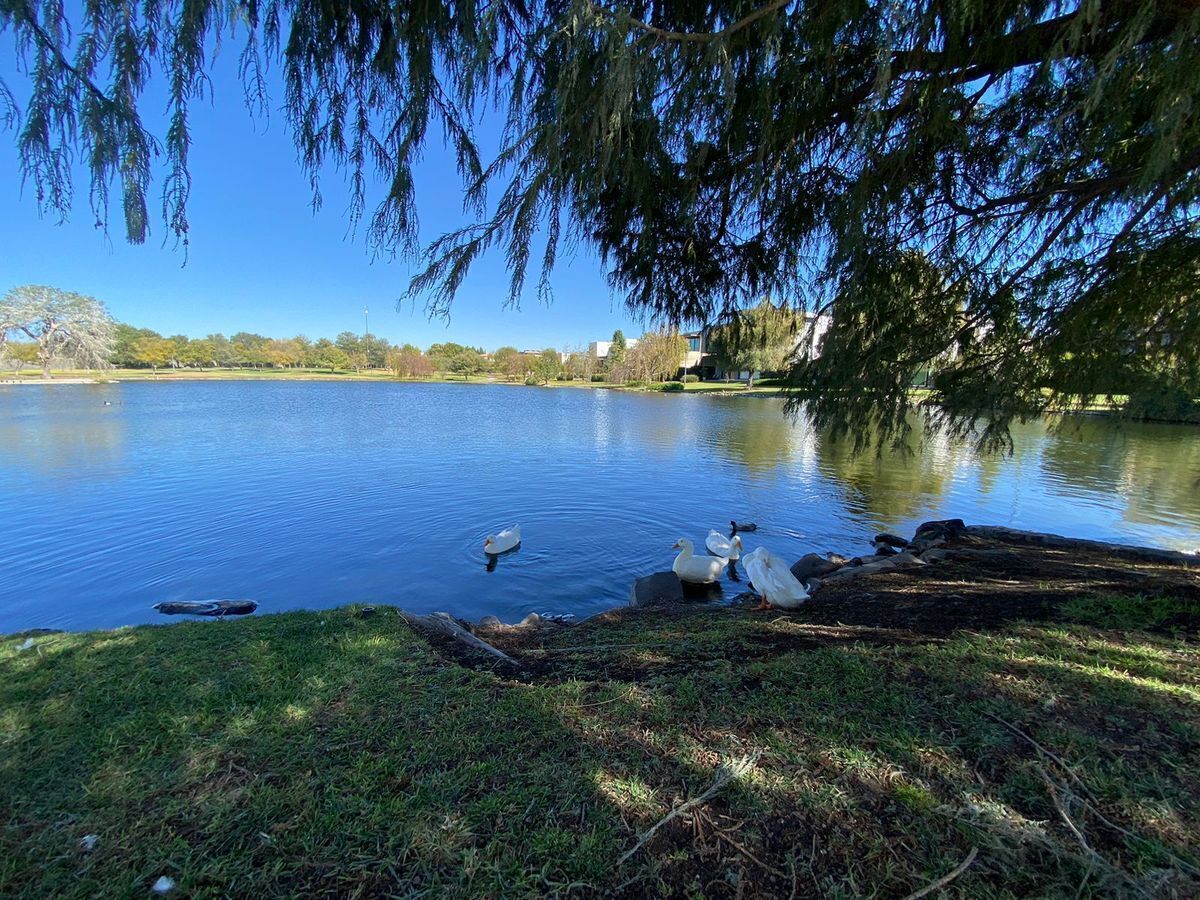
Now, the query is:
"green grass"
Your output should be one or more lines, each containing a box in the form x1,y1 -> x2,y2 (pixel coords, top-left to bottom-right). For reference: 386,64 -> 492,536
3,599 -> 1197,897
1062,593 -> 1195,630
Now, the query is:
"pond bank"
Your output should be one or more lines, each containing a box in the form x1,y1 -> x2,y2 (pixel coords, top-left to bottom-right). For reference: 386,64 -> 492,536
3,526 -> 1198,897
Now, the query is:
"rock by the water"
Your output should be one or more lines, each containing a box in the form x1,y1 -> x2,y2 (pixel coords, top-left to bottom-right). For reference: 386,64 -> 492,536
153,600 -> 258,617
821,551 -> 925,583
874,544 -> 898,556
908,534 -> 947,554
875,532 -> 910,548
914,518 -> 966,540
630,571 -> 685,608
477,615 -> 504,630
790,553 -> 842,583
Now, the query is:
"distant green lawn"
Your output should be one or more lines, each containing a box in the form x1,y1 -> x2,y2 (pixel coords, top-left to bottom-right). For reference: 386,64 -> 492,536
3,600 -> 1197,897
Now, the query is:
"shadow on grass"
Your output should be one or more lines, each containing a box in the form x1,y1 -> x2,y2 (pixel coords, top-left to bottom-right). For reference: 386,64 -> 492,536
2,605 -> 1198,898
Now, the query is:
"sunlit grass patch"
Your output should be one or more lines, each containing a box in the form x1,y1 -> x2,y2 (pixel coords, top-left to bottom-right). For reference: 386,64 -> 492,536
2,604 -> 1199,897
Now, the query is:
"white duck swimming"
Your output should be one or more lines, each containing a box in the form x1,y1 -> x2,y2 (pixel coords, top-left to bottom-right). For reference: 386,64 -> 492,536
705,530 -> 743,560
672,538 -> 729,584
742,547 -> 809,610
483,525 -> 521,555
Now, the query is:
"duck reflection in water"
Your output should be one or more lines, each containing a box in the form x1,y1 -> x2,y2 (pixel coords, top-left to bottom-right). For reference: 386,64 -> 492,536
681,580 -> 724,602
484,544 -> 521,572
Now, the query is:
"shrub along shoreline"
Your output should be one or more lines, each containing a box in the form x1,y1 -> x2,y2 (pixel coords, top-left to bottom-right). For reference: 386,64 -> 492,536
2,526 -> 1198,897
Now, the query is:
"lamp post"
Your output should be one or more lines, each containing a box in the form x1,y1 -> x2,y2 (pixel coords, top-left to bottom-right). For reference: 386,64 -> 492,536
363,306 -> 370,370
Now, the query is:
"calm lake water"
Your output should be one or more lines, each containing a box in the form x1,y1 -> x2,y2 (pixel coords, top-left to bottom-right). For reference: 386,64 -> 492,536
1,381 -> 1198,633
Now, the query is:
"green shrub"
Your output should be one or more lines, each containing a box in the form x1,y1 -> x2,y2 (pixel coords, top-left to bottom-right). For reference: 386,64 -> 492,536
1124,385 -> 1200,423
523,376 -> 540,386
590,374 -> 606,382
624,380 -> 646,388
682,374 -> 700,383
660,381 -> 685,392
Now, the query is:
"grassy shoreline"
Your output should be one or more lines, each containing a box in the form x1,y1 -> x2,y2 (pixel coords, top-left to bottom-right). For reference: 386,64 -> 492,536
3,534 -> 1198,897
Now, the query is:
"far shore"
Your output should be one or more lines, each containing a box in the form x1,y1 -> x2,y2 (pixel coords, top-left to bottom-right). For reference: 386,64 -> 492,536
0,367 -> 790,396
5,368 -> 1198,422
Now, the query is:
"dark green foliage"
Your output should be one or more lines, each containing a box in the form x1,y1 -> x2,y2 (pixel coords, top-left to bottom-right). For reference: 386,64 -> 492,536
708,298 -> 801,388
607,329 -> 627,371
660,380 -> 684,391
682,374 -> 699,383
4,1 -> 1200,441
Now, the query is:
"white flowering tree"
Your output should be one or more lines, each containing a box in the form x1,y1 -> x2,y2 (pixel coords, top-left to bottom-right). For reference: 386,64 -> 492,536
0,286 -> 115,378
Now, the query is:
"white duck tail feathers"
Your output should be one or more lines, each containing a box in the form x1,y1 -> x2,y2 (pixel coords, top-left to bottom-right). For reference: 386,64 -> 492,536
742,547 -> 809,609
706,530 -> 743,560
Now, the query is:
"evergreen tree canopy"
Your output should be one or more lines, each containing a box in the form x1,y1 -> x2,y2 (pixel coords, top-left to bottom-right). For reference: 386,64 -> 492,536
4,0 -> 1199,441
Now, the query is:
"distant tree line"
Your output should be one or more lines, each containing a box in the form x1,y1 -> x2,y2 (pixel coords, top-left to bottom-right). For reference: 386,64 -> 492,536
3,284 -> 747,388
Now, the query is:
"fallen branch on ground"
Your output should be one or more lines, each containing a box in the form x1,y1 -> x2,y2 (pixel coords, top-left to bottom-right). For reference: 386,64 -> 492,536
991,713 -> 1200,880
985,713 -> 1097,802
397,611 -> 521,666
617,753 -> 760,866
901,847 -> 978,900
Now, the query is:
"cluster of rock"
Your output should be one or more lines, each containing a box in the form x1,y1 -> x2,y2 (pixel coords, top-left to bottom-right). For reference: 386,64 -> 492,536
628,517 -> 1198,608
632,518 -> 1200,608
630,519 -> 978,607
798,518 -> 970,591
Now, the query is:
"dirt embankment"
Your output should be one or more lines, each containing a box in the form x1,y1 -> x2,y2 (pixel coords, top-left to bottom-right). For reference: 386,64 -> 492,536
466,522 -> 1200,672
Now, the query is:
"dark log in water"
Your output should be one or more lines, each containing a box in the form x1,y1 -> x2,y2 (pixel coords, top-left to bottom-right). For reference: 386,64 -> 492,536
153,600 -> 258,617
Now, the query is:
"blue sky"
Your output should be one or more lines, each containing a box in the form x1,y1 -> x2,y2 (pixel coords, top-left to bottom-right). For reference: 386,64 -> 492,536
0,38 -> 645,351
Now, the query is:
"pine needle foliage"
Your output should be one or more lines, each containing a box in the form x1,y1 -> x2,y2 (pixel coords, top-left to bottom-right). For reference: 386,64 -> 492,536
3,0 -> 1199,443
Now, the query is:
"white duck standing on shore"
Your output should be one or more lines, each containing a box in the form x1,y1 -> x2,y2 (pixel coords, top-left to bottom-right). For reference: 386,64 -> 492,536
742,547 -> 809,610
672,538 -> 729,584
706,530 -> 743,560
483,525 -> 521,555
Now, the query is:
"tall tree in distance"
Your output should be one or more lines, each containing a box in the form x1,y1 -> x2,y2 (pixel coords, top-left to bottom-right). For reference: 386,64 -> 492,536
388,344 -> 434,378
531,348 -> 562,384
709,299 -> 803,388
3,342 -> 39,375
447,348 -> 486,380
0,286 -> 115,377
4,2 -> 1200,441
492,346 -> 526,381
607,330 -> 627,373
132,336 -> 175,374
